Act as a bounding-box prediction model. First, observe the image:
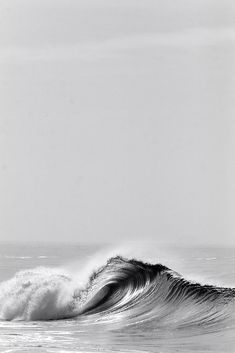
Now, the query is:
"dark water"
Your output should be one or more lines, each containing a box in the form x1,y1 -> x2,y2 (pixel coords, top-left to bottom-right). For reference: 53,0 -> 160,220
0,243 -> 234,353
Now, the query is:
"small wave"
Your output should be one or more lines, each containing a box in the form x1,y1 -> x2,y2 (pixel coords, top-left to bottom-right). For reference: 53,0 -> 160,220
0,256 -> 234,328
1,255 -> 57,260
3,256 -> 33,260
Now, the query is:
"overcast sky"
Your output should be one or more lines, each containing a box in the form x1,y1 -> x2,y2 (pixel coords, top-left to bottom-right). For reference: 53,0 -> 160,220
0,0 -> 234,244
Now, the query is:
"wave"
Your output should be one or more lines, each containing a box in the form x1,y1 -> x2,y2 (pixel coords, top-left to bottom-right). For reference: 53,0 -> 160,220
0,256 -> 234,328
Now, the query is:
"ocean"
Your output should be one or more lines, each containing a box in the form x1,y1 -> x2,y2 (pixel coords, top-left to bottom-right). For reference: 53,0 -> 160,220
0,242 -> 234,353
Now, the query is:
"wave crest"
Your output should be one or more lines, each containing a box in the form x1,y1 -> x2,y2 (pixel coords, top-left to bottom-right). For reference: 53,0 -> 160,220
0,256 -> 234,327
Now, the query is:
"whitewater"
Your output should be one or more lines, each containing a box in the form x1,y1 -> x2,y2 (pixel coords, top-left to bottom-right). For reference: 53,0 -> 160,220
0,243 -> 234,353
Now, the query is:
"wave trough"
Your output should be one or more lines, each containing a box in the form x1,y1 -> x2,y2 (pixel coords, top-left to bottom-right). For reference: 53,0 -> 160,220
0,256 -> 234,328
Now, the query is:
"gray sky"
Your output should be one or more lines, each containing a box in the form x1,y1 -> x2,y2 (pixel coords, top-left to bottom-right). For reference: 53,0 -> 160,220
0,0 -> 235,244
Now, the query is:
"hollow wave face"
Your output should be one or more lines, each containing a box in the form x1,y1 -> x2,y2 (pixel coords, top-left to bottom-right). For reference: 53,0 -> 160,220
0,256 -> 234,329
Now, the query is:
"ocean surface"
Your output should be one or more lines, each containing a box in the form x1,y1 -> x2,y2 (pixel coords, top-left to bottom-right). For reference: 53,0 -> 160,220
0,242 -> 234,353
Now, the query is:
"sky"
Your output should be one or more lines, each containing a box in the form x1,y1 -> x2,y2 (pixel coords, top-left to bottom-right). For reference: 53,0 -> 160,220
0,0 -> 235,244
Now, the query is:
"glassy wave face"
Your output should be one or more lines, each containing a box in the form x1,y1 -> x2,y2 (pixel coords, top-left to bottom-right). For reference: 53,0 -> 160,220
0,256 -> 234,330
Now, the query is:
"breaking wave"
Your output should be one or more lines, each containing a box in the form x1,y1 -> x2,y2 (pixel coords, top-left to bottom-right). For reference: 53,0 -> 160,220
0,256 -> 234,328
